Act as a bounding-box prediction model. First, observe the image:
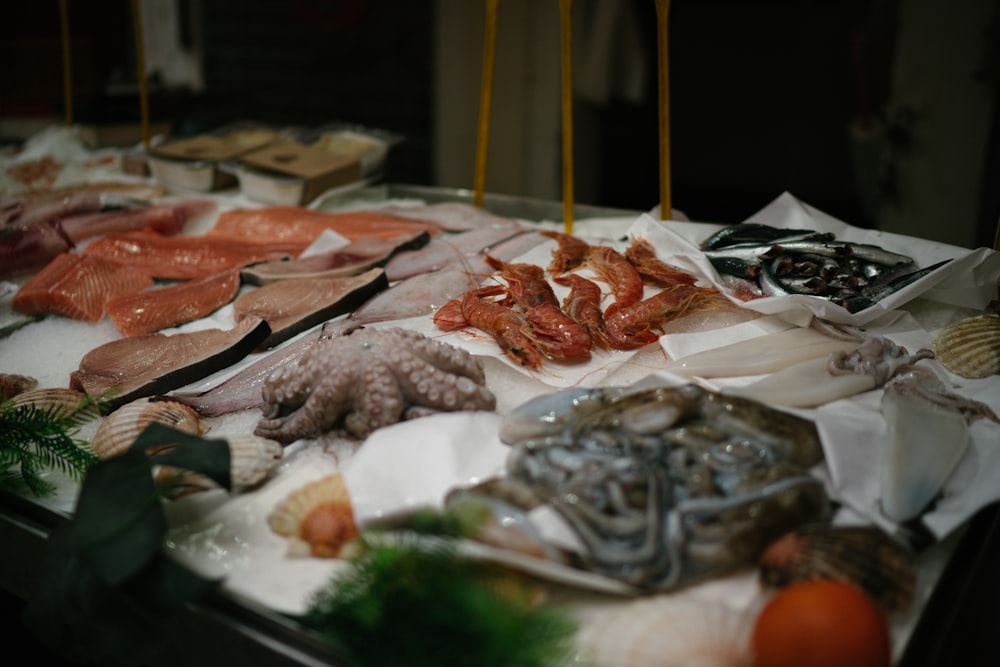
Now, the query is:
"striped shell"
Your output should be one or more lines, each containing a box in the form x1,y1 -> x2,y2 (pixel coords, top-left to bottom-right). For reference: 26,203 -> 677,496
575,594 -> 753,667
758,523 -> 916,613
154,434 -> 283,498
268,474 -> 358,558
7,387 -> 94,417
92,397 -> 205,459
932,314 -> 1000,378
0,373 -> 38,401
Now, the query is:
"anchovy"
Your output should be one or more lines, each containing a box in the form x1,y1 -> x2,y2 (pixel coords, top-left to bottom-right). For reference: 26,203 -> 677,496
699,223 -> 829,250
708,256 -> 760,281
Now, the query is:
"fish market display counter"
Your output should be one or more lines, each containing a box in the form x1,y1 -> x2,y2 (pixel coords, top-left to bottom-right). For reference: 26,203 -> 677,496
2,180 -> 999,667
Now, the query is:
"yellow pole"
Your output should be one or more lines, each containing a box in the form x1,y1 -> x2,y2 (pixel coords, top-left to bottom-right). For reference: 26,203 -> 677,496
474,0 -> 500,208
58,0 -> 73,127
130,0 -> 151,148
559,0 -> 574,234
654,0 -> 672,220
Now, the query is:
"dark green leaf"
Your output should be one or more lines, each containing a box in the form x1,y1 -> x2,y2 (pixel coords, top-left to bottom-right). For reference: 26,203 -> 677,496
69,448 -> 166,584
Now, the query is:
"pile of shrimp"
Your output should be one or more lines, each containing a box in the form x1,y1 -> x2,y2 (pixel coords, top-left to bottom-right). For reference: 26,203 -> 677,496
433,232 -> 727,368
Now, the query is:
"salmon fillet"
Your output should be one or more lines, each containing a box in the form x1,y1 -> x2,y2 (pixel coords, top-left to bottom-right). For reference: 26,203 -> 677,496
105,269 -> 242,337
11,253 -> 153,321
82,230 -> 305,280
207,206 -> 444,244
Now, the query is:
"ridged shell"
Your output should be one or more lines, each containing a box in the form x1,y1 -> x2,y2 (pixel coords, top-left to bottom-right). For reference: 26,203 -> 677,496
758,523 -> 916,613
7,387 -> 94,417
268,474 -> 358,558
0,373 -> 38,401
932,314 -> 1000,378
154,434 -> 283,498
575,594 -> 753,667
91,398 -> 205,459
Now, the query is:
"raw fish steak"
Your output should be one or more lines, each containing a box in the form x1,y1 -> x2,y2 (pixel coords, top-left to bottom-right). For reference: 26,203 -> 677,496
105,269 -> 242,337
233,267 -> 389,349
70,316 -> 271,410
240,229 -> 430,285
82,230 -> 305,280
11,253 -> 153,321
207,206 -> 444,244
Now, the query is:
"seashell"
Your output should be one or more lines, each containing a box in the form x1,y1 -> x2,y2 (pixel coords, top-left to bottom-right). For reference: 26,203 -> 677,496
575,594 -> 753,667
932,313 -> 1000,378
91,397 -> 205,460
0,373 -> 38,401
268,474 -> 358,558
7,387 -> 94,418
758,523 -> 916,613
154,434 -> 283,498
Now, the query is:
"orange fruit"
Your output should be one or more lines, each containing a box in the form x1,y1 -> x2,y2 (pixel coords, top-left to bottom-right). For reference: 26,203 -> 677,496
751,579 -> 891,667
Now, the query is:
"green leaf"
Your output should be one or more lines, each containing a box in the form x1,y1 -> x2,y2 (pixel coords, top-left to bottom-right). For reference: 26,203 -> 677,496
125,552 -> 221,612
69,448 -> 166,584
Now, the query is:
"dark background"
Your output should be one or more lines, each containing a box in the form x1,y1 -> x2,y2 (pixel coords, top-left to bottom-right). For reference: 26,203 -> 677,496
5,0 -> 996,248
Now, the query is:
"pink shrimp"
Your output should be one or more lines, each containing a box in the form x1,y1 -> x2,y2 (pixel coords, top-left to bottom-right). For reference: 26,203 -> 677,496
585,245 -> 645,316
434,284 -> 544,369
553,273 -> 612,349
540,230 -> 590,274
624,236 -> 698,287
485,255 -> 592,360
604,284 -> 723,350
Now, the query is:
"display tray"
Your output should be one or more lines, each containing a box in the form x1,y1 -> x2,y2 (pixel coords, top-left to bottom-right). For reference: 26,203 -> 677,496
2,183 -> 999,666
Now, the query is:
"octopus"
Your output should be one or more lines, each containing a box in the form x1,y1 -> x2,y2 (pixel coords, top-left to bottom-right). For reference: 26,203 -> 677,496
254,326 -> 497,443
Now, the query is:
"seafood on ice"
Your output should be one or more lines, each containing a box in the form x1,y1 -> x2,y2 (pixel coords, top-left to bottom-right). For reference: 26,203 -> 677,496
12,253 -> 154,322
91,397 -> 206,460
723,335 -> 935,408
255,327 -> 497,443
490,383 -> 830,591
239,229 -> 430,285
878,366 -> 1000,523
758,523 -> 916,613
700,222 -> 949,313
231,267 -> 388,349
432,233 -> 723,364
70,316 -> 272,410
932,313 -> 1000,379
153,434 -> 284,499
268,474 -> 358,557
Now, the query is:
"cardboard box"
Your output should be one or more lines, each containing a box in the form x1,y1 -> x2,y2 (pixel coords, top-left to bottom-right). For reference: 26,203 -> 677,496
149,127 -> 278,192
237,138 -> 365,205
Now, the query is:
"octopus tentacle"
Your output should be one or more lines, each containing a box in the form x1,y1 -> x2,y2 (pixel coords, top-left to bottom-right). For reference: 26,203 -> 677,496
254,327 -> 496,443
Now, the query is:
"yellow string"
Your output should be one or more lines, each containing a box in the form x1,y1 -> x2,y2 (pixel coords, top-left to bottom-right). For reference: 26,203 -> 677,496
654,0 -> 672,220
58,0 -> 73,127
130,0 -> 151,148
559,0 -> 574,234
474,0 -> 500,209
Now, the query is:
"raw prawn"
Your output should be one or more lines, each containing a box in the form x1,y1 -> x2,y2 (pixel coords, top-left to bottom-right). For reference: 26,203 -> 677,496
586,245 -> 645,315
605,284 -> 723,350
552,273 -> 612,349
485,255 -> 591,360
539,230 -> 590,274
434,285 -> 544,369
624,237 -> 698,286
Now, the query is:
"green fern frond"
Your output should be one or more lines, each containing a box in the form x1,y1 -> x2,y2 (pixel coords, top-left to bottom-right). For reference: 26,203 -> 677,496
0,393 -> 107,497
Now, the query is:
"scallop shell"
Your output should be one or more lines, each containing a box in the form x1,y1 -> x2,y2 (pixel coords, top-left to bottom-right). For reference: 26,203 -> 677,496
154,434 -> 283,498
0,373 -> 38,401
268,474 -> 358,558
758,523 -> 916,613
91,398 -> 205,460
932,314 -> 1000,378
7,387 -> 94,417
575,594 -> 753,667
